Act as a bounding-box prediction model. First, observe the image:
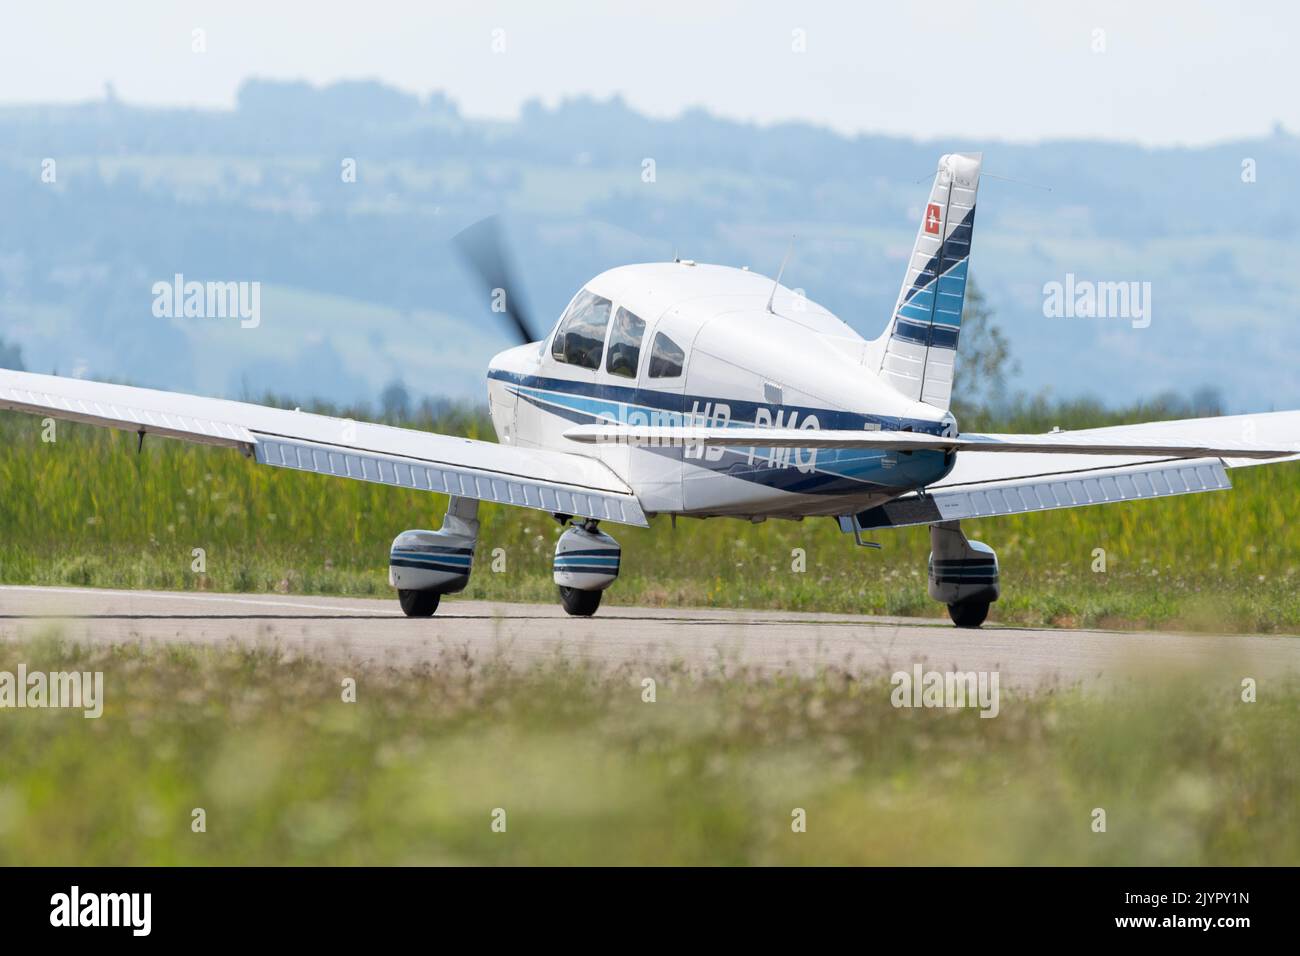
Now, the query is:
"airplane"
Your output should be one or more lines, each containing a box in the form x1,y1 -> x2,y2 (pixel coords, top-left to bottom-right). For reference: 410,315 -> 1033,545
3,152 -> 1299,627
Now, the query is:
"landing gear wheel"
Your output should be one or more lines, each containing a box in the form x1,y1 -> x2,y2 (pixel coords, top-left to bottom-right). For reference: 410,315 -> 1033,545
559,585 -> 602,617
947,598 -> 990,628
398,589 -> 440,617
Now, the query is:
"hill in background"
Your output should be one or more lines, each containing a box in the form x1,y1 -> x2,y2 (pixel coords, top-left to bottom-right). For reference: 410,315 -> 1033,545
2,78 -> 1297,410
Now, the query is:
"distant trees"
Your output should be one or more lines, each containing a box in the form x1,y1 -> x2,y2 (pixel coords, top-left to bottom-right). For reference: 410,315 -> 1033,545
951,278 -> 1016,413
380,380 -> 412,421
0,337 -> 24,371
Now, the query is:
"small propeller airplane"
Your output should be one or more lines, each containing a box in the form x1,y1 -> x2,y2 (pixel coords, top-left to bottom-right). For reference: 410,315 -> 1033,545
3,152 -> 1299,626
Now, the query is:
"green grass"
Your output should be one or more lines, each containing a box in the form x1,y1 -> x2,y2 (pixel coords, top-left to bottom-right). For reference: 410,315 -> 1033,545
0,634 -> 1295,865
2,409 -> 1299,632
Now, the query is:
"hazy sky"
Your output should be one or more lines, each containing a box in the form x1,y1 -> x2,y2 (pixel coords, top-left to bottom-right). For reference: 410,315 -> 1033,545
2,1 -> 1295,145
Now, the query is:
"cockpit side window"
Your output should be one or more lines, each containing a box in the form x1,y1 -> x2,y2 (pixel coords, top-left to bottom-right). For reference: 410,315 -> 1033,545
605,307 -> 646,379
647,332 -> 685,378
551,289 -> 612,370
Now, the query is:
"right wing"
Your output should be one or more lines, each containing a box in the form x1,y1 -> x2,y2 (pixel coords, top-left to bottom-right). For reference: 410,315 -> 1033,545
839,410 -> 1300,531
0,370 -> 647,527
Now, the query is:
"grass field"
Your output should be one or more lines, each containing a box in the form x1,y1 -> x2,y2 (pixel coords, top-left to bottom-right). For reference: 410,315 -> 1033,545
2,405 -> 1299,632
3,401 -> 1298,867
1,634 -> 1295,866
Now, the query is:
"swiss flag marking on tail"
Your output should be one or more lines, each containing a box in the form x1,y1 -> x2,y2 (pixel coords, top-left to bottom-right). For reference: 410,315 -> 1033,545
924,203 -> 942,235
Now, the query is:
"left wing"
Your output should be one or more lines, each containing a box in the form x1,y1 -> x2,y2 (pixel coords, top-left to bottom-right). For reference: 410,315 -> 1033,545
0,370 -> 648,526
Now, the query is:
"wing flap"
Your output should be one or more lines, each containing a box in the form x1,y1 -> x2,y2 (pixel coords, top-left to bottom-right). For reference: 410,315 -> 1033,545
254,434 -> 645,526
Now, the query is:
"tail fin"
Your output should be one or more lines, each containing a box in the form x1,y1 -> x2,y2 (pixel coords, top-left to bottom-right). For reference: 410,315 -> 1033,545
875,152 -> 981,410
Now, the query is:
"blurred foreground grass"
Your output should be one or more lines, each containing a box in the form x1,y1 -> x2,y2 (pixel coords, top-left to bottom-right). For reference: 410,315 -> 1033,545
0,634 -> 1296,865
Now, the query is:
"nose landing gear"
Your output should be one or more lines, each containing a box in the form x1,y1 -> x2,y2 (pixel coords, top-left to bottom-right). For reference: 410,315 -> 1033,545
553,517 -> 621,617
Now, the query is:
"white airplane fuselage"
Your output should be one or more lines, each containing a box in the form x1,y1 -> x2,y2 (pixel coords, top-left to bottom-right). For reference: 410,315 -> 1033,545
486,261 -> 957,519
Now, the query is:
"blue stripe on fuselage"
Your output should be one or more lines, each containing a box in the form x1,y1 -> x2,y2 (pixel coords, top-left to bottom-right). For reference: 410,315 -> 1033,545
488,370 -> 947,434
488,370 -> 953,496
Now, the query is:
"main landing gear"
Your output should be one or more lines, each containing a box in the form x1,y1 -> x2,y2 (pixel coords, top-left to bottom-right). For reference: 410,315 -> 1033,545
927,520 -> 1000,628
389,496 -> 479,618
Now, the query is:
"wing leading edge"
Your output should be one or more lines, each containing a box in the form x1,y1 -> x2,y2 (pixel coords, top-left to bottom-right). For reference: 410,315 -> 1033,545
0,370 -> 647,527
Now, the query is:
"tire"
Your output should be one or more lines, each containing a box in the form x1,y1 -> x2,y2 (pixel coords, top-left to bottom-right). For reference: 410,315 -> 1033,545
559,585 -> 602,617
947,598 -> 990,628
398,589 -> 440,617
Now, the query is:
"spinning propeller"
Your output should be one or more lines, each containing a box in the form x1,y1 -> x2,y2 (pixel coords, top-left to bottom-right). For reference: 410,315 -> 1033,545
452,215 -> 539,345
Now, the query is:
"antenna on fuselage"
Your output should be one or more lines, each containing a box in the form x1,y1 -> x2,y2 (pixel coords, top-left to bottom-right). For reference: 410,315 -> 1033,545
765,235 -> 796,314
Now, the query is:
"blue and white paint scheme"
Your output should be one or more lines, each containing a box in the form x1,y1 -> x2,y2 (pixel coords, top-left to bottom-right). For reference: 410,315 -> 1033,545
483,209 -> 973,521
485,152 -> 970,523
875,152 -> 980,409
3,151 -> 1298,626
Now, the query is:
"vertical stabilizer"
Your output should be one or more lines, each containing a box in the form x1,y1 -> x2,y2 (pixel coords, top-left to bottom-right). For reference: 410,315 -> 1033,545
876,152 -> 982,410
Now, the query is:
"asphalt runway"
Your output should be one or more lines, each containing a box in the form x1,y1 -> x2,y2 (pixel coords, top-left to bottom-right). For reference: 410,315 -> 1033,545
1,584 -> 1298,691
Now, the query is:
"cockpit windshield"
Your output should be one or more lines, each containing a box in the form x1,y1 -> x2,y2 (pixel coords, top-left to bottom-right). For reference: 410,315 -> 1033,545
551,289 -> 612,370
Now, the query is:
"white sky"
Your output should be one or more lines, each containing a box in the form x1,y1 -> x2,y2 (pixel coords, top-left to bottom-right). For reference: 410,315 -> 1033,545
2,0 -> 1295,145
